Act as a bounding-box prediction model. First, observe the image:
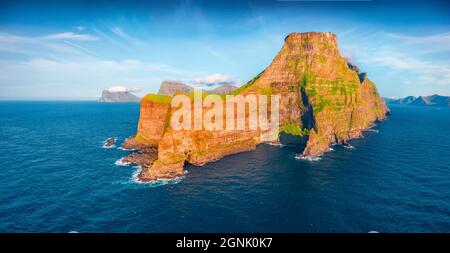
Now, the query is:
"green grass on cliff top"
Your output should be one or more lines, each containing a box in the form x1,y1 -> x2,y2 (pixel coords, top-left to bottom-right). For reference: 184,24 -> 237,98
143,93 -> 172,104
279,124 -> 310,136
230,70 -> 265,95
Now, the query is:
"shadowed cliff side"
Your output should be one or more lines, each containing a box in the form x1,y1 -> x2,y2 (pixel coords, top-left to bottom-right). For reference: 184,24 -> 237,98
124,32 -> 389,181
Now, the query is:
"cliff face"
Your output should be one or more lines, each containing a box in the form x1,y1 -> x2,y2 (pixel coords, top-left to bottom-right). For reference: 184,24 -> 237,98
134,94 -> 172,146
128,32 -> 389,181
237,32 -> 389,156
137,95 -> 274,181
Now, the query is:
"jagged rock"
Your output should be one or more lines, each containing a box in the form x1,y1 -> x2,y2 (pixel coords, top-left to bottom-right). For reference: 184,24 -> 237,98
103,137 -> 116,147
122,152 -> 157,169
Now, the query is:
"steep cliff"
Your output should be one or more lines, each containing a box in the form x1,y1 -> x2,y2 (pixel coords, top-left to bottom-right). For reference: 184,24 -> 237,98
233,32 -> 388,156
134,94 -> 172,146
127,32 -> 389,181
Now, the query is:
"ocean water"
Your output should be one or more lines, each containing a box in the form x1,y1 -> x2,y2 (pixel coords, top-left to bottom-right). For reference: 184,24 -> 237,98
0,101 -> 449,232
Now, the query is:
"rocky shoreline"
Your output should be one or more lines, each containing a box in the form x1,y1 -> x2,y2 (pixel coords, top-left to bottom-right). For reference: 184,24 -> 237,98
121,136 -> 159,181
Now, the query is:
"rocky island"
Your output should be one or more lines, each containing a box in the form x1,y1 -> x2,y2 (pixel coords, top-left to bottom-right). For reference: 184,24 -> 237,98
122,32 -> 389,182
99,86 -> 140,102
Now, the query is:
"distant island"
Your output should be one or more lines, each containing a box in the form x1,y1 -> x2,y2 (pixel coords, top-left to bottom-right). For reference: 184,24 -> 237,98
157,81 -> 237,96
385,95 -> 449,107
119,32 -> 389,182
99,87 -> 140,102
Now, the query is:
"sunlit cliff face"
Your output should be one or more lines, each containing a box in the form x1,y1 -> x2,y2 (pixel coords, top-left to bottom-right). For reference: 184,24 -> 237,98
129,32 -> 389,182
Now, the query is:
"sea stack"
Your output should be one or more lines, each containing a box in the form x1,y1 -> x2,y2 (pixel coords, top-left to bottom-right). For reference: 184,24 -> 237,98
125,32 -> 389,181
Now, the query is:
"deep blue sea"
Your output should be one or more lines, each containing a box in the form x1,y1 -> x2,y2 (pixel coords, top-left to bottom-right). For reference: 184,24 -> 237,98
0,101 -> 449,232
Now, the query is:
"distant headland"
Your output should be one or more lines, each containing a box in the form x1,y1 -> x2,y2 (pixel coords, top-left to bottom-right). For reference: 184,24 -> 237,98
385,95 -> 449,107
98,87 -> 140,102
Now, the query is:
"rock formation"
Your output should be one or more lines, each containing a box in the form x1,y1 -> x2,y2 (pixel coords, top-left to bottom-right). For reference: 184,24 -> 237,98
207,84 -> 237,94
124,32 -> 389,181
99,87 -> 140,102
158,81 -> 193,96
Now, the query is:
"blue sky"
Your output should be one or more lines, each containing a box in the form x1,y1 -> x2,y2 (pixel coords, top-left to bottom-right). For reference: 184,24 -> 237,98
0,0 -> 449,99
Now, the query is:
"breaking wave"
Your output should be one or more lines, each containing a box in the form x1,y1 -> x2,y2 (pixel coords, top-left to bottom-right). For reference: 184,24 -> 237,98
101,137 -> 117,149
114,157 -> 131,166
344,144 -> 355,149
117,146 -> 133,151
295,154 -> 321,161
266,142 -> 284,147
131,166 -> 185,187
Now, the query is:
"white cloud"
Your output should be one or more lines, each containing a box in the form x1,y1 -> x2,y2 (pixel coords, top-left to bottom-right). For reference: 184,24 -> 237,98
341,30 -> 450,90
107,86 -> 140,93
383,32 -> 450,55
44,32 -> 99,41
0,32 -> 99,59
193,73 -> 235,87
385,32 -> 450,45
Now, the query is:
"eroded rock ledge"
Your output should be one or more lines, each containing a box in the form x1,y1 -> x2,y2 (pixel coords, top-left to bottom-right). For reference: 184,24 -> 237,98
123,32 -> 389,182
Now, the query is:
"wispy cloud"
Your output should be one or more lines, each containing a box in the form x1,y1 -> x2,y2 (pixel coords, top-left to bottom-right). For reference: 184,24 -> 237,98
44,32 -> 99,41
383,32 -> 450,55
204,47 -> 234,64
341,30 -> 450,91
0,32 -> 100,59
110,27 -> 144,46
193,73 -> 236,87
0,58 -> 185,97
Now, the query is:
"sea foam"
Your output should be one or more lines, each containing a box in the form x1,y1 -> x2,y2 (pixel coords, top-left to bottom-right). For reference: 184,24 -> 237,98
117,146 -> 133,151
115,157 -> 131,166
266,142 -> 285,147
102,137 -> 117,149
344,144 -> 355,149
295,154 -> 321,161
131,166 -> 185,187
